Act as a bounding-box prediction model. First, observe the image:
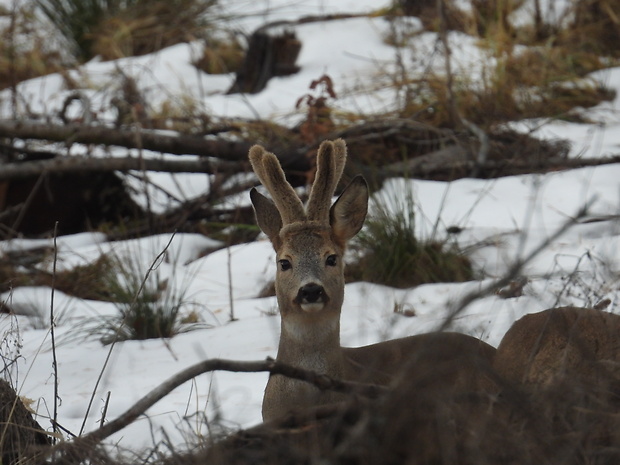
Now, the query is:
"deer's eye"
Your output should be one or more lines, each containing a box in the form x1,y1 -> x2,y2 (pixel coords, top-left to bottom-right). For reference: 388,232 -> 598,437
326,255 -> 338,267
278,259 -> 292,271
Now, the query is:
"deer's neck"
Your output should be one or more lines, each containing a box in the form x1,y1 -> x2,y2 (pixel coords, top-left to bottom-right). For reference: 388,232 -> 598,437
276,313 -> 344,376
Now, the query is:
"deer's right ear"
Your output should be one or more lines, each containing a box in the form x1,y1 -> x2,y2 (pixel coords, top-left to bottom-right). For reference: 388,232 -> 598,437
330,176 -> 368,244
250,188 -> 283,243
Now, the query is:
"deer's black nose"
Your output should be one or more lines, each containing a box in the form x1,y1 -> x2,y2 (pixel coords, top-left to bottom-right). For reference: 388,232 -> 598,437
297,283 -> 325,304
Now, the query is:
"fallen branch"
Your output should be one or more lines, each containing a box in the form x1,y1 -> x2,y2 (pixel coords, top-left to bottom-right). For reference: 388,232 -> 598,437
378,152 -> 620,179
0,155 -> 242,180
63,357 -> 386,448
0,120 -> 252,160
3,142 -> 620,183
2,119 -> 600,183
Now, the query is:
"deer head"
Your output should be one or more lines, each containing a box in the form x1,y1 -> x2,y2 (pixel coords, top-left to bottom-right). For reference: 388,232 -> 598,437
249,139 -> 368,337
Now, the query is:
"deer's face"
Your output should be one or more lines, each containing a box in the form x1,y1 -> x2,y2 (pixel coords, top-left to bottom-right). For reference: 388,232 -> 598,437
248,139 -> 368,325
275,226 -> 345,316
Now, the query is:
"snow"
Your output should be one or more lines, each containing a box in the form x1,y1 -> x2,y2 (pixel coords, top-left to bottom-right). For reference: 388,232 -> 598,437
2,0 -> 620,456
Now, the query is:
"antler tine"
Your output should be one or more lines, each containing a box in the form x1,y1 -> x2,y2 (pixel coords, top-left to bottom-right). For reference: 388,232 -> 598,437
248,145 -> 269,183
332,138 -> 347,186
307,139 -> 348,223
248,145 -> 306,224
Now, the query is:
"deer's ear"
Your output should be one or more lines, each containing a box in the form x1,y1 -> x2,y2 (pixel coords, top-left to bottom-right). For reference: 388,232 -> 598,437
330,176 -> 368,244
250,188 -> 283,244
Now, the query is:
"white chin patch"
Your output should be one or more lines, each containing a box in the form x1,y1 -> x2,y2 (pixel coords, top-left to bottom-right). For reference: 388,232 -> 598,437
301,302 -> 325,313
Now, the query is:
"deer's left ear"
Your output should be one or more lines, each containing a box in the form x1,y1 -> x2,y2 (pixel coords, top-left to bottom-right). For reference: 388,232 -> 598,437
330,176 -> 368,243
250,188 -> 283,246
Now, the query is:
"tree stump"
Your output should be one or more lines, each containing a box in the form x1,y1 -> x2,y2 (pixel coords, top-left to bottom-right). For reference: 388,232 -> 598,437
0,380 -> 50,465
227,29 -> 301,94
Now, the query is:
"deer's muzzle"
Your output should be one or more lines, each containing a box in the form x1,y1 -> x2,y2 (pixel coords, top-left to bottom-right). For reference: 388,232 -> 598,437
295,283 -> 328,312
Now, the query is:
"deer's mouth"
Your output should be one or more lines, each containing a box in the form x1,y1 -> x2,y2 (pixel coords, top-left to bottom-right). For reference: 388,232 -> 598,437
295,283 -> 328,312
300,302 -> 325,312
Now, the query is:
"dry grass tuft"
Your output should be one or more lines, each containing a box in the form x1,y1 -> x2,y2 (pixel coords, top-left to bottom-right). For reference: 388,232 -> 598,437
397,58 -> 614,129
90,0 -> 216,61
36,0 -> 216,62
0,253 -> 115,301
348,188 -> 473,288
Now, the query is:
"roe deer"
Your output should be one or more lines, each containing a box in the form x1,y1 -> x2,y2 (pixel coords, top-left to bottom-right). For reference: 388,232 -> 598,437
249,139 -> 496,421
493,306 -> 620,392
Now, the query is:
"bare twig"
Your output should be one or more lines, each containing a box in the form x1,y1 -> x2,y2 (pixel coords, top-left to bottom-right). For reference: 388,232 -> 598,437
227,246 -> 236,322
99,392 -> 111,427
32,357 -> 390,463
50,222 -> 60,445
73,357 -> 386,446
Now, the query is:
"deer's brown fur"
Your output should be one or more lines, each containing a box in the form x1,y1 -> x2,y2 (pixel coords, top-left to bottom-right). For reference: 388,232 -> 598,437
494,306 -> 620,391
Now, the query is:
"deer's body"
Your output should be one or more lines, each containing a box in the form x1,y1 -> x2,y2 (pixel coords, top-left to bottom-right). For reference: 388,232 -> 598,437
249,139 -> 496,421
266,325 -> 495,420
494,306 -> 620,389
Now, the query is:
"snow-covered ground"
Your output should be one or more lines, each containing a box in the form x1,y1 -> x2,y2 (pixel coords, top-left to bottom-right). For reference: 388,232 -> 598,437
2,0 -> 620,454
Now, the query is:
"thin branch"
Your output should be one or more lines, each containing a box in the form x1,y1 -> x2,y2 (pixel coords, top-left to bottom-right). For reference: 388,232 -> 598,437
50,222 -> 60,445
227,246 -> 236,322
99,392 -> 111,428
64,357 -> 387,448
